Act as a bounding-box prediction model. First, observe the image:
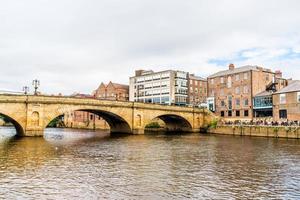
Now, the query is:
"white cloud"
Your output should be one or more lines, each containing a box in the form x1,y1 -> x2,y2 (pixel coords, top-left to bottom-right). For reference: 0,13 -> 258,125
0,0 -> 300,94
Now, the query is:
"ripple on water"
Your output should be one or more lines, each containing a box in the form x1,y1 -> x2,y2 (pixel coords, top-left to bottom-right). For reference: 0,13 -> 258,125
0,128 -> 300,199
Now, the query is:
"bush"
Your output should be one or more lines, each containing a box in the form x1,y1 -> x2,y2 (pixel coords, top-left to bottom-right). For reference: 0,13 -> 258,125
209,119 -> 218,129
145,122 -> 161,128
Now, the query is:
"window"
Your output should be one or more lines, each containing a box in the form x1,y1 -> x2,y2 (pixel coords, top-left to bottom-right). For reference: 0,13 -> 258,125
228,111 -> 232,117
279,109 -> 287,119
235,99 -> 240,106
280,94 -> 286,104
266,74 -> 269,81
228,95 -> 232,110
244,72 -> 248,80
244,110 -> 249,117
236,110 -> 240,117
221,100 -> 225,107
211,79 -> 214,84
220,89 -> 224,96
221,111 -> 225,117
227,76 -> 232,88
235,87 -> 240,94
244,99 -> 249,106
243,85 -> 249,94
195,81 -> 198,86
298,92 -> 300,102
235,74 -> 240,81
220,77 -> 224,83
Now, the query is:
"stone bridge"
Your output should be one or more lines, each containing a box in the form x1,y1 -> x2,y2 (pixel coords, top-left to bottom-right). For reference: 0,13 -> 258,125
0,94 -> 215,137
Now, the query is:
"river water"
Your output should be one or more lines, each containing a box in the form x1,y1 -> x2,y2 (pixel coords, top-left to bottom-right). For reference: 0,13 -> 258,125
0,126 -> 299,199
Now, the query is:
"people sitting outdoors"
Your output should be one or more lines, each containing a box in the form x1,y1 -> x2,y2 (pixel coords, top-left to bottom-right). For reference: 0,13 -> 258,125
219,118 -> 299,127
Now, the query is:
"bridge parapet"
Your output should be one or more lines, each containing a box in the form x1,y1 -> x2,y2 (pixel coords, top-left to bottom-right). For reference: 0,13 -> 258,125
0,94 -> 215,136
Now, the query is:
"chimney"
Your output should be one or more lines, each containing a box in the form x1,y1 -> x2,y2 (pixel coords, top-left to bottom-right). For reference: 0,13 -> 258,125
229,63 -> 235,70
275,70 -> 282,78
135,70 -> 144,76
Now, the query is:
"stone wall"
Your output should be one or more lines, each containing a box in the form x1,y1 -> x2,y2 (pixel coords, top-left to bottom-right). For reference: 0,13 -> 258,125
0,118 -> 4,126
208,125 -> 300,139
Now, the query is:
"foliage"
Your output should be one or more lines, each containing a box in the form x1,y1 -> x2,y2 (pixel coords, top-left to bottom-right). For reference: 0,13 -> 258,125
285,126 -> 292,132
47,116 -> 65,128
273,127 -> 279,133
145,122 -> 161,129
208,119 -> 218,129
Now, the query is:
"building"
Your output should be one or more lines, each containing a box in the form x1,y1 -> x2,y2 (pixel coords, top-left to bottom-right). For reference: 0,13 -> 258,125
187,74 -> 207,106
253,73 -> 288,118
129,69 -> 188,106
273,80 -> 300,121
65,82 -> 129,130
93,81 -> 129,101
207,64 -> 284,120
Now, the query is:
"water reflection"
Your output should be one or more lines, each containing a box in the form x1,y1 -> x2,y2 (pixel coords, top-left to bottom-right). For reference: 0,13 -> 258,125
44,128 -> 110,146
0,127 -> 299,199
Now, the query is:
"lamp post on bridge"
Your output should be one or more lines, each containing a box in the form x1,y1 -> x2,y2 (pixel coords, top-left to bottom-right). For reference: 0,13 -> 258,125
32,79 -> 40,95
22,86 -> 29,95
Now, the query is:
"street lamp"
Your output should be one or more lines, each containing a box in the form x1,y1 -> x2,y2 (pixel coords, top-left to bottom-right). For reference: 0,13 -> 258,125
22,86 -> 29,95
32,79 -> 40,95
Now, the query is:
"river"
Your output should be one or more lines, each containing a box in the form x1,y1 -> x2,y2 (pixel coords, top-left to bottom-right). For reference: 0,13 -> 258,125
0,126 -> 299,199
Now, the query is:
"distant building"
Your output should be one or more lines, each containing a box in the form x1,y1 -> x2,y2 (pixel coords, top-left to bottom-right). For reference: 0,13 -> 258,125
273,80 -> 300,121
93,81 -> 129,101
129,69 -> 188,106
207,64 -> 285,120
187,74 -> 207,106
65,82 -> 129,130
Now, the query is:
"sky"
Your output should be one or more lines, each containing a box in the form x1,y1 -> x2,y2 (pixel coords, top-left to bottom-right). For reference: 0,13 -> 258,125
0,0 -> 300,95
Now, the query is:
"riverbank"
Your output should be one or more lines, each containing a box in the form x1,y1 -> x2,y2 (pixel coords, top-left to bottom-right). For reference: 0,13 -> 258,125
208,125 -> 300,139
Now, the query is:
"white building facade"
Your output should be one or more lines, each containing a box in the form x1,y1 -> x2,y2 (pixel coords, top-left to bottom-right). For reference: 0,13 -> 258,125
129,70 -> 188,106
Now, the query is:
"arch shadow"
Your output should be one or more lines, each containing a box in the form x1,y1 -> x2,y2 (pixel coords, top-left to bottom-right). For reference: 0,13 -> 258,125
149,114 -> 193,133
46,109 -> 132,134
0,113 -> 24,136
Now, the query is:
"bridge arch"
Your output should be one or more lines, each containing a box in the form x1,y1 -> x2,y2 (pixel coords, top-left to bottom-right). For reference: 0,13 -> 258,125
0,112 -> 25,136
146,114 -> 193,132
78,109 -> 132,133
45,108 -> 132,134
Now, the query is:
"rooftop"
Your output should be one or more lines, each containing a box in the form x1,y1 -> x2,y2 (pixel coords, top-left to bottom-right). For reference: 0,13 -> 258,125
208,65 -> 267,78
275,80 -> 300,94
189,74 -> 207,81
110,82 -> 129,90
255,90 -> 273,97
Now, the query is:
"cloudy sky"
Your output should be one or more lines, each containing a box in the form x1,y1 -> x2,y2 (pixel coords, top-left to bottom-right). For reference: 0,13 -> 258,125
1,0 -> 300,94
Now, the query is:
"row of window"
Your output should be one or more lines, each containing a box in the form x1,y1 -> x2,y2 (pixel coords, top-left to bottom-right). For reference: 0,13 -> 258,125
210,85 -> 249,96
190,87 -> 207,93
220,110 -> 249,117
135,96 -> 170,104
211,72 -> 249,85
220,98 -> 249,107
136,73 -> 170,83
189,80 -> 205,86
280,92 -> 300,104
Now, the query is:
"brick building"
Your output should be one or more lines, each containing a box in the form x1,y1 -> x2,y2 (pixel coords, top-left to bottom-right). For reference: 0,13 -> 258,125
273,80 -> 300,121
187,74 -> 207,106
65,82 -> 129,130
93,81 -> 129,101
207,64 -> 283,120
